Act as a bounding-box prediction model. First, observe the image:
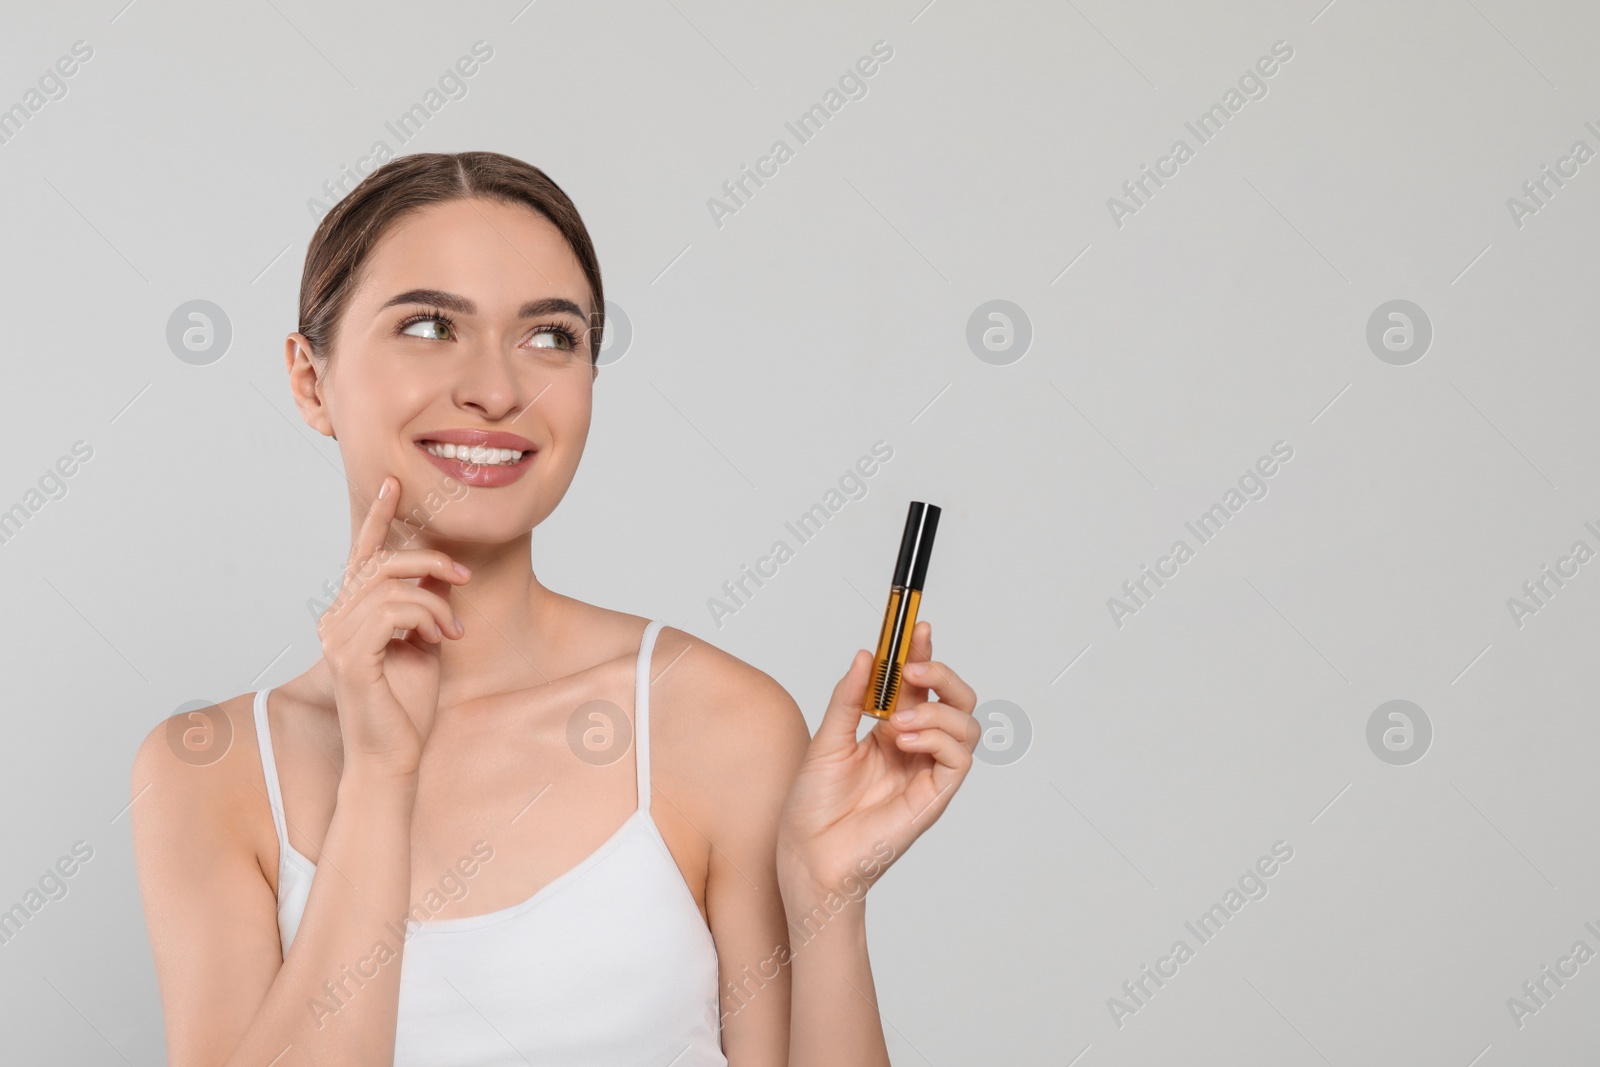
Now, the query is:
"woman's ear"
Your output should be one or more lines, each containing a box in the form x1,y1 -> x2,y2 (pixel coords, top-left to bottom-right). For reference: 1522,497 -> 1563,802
284,332 -> 335,439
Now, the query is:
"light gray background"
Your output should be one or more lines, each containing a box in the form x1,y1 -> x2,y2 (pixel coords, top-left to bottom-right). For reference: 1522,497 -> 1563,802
2,0 -> 1597,1063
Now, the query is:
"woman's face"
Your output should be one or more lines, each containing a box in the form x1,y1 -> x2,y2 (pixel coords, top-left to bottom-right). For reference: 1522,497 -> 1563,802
287,196 -> 599,546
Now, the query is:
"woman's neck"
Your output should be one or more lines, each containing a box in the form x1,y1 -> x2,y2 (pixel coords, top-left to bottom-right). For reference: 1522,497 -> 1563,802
380,526 -> 570,708
436,552 -> 564,707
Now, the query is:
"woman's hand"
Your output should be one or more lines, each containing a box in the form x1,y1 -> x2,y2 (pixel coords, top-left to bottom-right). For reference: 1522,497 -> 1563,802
776,620 -> 979,902
317,474 -> 472,781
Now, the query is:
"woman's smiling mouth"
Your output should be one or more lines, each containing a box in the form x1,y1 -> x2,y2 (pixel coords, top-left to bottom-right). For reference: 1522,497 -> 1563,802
414,429 -> 537,487
420,441 -> 526,465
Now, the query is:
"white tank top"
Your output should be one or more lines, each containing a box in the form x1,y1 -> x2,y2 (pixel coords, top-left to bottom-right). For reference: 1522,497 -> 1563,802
253,619 -> 728,1065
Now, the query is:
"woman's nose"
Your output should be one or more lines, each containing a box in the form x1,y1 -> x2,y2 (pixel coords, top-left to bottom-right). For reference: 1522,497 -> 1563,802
452,349 -> 524,422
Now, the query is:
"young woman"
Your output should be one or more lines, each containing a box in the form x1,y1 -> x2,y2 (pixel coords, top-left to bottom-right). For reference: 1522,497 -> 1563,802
130,151 -> 979,1067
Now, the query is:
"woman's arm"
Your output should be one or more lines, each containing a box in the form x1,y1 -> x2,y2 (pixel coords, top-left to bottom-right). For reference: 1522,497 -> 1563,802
703,619 -> 976,1067
131,714 -> 421,1066
132,474 -> 468,1064
704,785 -> 890,1067
694,665 -> 812,1066
775,620 -> 978,1067
777,869 -> 888,1067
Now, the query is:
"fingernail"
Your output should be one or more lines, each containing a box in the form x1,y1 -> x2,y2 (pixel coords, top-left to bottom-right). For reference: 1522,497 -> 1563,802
453,562 -> 471,578
905,662 -> 924,677
453,616 -> 464,634
892,708 -> 915,724
378,479 -> 390,500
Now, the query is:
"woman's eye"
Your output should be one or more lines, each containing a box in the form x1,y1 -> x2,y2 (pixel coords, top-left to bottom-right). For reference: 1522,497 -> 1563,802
401,317 -> 452,341
529,327 -> 574,351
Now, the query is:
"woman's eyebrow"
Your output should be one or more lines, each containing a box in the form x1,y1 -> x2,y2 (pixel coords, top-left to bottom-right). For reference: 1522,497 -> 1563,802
379,288 -> 586,320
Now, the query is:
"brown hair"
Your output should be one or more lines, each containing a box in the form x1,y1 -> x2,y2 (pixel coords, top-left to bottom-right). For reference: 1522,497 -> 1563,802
297,151 -> 604,364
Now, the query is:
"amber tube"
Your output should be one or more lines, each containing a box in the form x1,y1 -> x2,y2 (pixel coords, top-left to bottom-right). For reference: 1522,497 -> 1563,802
865,501 -> 941,720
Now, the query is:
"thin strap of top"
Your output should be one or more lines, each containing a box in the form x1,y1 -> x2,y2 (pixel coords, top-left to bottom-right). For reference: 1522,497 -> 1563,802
252,688 -> 291,856
635,619 -> 666,814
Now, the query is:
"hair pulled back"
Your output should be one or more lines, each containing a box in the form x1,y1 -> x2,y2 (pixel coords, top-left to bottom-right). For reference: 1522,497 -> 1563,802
297,151 -> 604,364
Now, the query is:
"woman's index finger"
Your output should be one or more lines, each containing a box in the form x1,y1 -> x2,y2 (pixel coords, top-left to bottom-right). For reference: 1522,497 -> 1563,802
348,476 -> 397,576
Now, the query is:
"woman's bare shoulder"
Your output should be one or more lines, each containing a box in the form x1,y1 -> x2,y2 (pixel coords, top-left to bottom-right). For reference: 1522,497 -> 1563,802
647,626 -> 813,855
648,627 -> 811,760
129,690 -> 279,876
131,691 -> 262,797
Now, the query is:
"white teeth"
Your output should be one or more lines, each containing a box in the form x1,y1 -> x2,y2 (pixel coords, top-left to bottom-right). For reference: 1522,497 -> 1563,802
421,441 -> 526,465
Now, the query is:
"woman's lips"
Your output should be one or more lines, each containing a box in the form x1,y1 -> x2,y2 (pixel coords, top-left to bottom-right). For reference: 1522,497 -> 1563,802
414,441 -> 536,488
